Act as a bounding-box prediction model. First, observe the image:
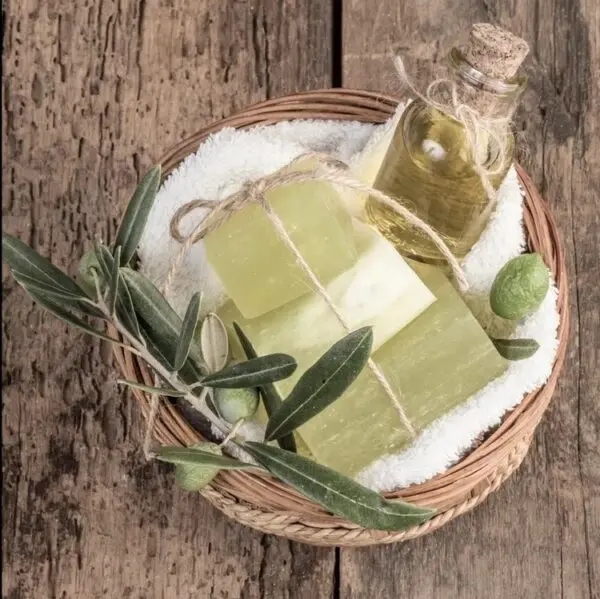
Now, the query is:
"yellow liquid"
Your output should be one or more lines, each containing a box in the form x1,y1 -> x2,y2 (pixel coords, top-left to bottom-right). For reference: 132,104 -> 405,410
366,101 -> 513,264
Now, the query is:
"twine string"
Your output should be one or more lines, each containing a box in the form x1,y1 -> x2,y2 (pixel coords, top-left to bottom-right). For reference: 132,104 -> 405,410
160,151 -> 472,439
167,152 -> 468,294
257,185 -> 416,436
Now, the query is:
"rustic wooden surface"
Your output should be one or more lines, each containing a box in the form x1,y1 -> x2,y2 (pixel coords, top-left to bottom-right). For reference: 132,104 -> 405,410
2,1 -> 598,598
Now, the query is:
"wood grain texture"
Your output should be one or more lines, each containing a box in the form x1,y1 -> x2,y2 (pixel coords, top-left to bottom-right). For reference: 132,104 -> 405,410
2,1 -> 335,598
342,1 -> 599,598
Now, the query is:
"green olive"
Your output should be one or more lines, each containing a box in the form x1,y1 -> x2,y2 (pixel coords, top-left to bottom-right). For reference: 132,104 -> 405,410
174,442 -> 222,491
490,253 -> 549,320
214,387 -> 259,423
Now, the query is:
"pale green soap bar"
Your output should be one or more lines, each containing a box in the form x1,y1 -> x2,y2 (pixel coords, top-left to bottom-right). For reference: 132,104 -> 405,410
204,159 -> 359,319
220,260 -> 507,477
220,221 -> 436,358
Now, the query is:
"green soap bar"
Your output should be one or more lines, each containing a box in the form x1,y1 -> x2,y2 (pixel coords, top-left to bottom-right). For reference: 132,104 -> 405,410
220,221 -> 435,359
300,262 -> 508,476
220,260 -> 507,478
204,158 -> 359,319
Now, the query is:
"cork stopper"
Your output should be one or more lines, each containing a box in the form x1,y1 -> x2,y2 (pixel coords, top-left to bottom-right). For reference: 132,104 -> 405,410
463,23 -> 529,80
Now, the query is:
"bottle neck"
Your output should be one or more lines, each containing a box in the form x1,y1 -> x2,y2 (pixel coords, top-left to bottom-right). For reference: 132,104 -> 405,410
446,47 -> 527,119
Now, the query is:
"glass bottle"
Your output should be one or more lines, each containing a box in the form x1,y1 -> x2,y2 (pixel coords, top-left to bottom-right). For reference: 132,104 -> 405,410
366,29 -> 528,265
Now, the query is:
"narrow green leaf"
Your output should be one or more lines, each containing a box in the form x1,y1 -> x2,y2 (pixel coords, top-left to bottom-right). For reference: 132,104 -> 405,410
202,354 -> 297,389
121,267 -> 183,350
492,337 -> 540,361
25,288 -> 123,346
156,446 -> 255,470
116,270 -> 143,339
245,443 -> 435,531
12,271 -> 88,301
94,246 -> 142,338
13,273 -> 104,319
121,271 -> 207,386
233,322 -> 296,453
139,323 -> 207,392
265,327 -> 373,442
174,292 -> 202,371
139,325 -> 176,370
117,379 -> 186,397
114,166 -> 161,266
233,323 -> 279,413
108,246 -> 121,315
2,233 -> 87,297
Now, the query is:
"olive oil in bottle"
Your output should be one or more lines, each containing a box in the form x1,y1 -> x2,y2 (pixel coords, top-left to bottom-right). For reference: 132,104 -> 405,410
366,24 -> 529,265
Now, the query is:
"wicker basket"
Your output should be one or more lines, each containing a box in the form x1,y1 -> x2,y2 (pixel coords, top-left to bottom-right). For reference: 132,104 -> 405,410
113,89 -> 569,547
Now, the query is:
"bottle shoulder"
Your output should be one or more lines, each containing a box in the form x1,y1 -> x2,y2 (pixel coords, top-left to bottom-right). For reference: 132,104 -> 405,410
391,101 -> 513,181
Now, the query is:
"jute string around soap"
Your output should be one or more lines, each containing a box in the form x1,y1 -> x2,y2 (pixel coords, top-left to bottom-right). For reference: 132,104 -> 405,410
145,150 -> 470,450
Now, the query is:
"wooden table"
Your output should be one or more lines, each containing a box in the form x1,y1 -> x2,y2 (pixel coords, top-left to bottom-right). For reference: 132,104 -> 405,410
3,2 -> 599,597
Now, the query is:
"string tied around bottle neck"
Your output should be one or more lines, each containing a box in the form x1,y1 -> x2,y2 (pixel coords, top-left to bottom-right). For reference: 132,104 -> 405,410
394,55 -> 513,210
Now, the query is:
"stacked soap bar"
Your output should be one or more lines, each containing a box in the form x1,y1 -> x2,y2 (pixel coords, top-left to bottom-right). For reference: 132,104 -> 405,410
206,160 -> 507,478
220,220 -> 436,358
219,260 -> 507,478
204,158 -> 360,319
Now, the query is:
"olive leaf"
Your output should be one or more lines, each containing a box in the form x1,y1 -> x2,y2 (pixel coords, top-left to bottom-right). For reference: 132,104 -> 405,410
115,270 -> 142,339
492,337 -> 540,360
13,272 -> 104,319
201,313 -> 229,372
265,327 -> 373,442
202,354 -> 297,389
233,322 -> 296,453
117,379 -> 187,397
121,267 -> 181,344
156,446 -> 255,470
139,323 -> 206,388
121,267 -> 204,370
139,326 -> 177,371
114,166 -> 161,266
244,442 -> 435,531
12,271 -> 88,301
173,292 -> 202,371
2,233 -> 88,298
25,288 -> 124,346
95,247 -> 141,338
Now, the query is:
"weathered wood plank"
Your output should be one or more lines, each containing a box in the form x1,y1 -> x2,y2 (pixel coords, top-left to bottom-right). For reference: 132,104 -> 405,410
2,1 -> 335,598
342,1 -> 599,598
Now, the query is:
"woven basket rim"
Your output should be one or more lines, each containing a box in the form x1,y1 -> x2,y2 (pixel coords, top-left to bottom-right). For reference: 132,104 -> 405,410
113,89 -> 569,546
